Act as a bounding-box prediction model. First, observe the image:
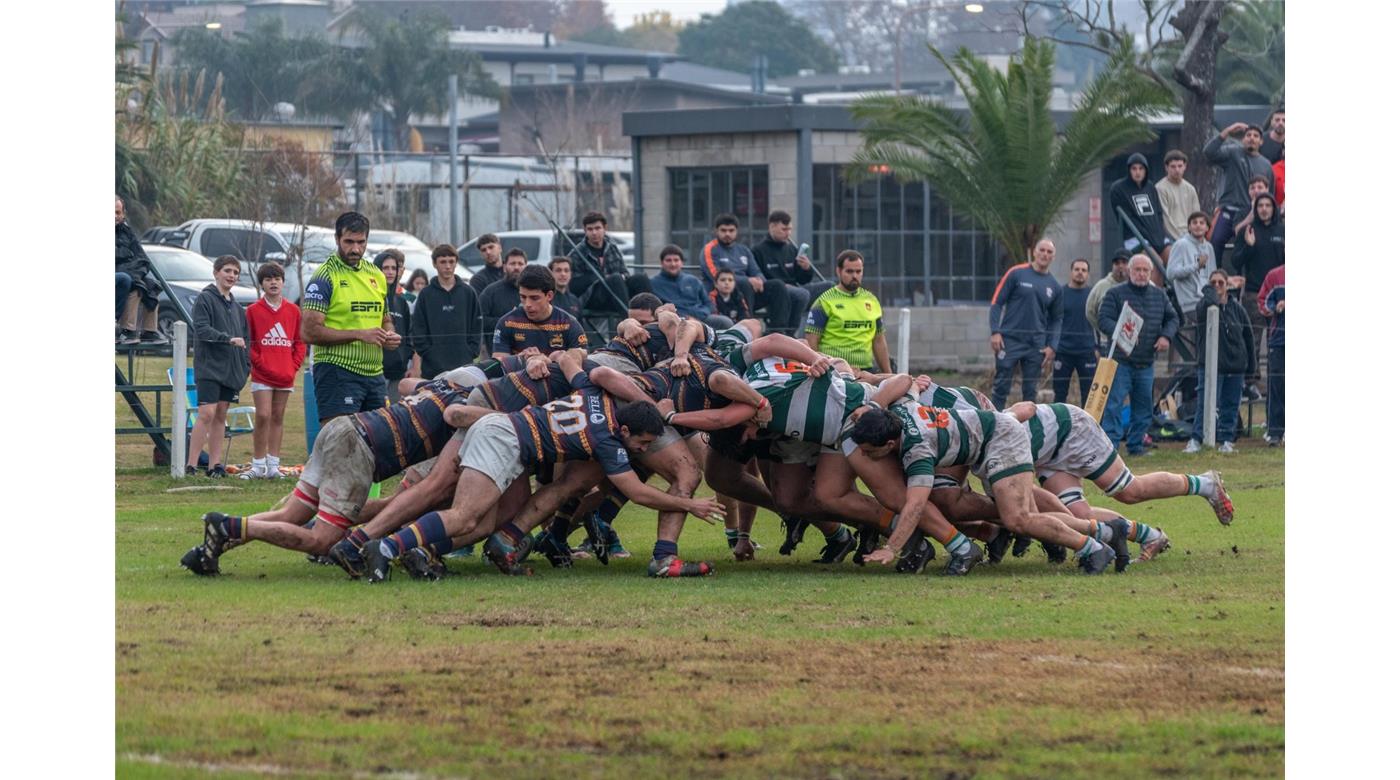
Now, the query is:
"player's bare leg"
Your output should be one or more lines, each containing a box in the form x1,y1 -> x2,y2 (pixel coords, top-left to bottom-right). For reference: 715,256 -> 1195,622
362,466 -> 504,582
990,472 -> 1114,574
846,448 -> 981,574
1092,458 -> 1233,525
1043,471 -> 1172,563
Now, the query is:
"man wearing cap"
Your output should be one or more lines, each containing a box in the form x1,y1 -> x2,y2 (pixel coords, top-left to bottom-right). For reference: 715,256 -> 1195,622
1086,250 -> 1131,353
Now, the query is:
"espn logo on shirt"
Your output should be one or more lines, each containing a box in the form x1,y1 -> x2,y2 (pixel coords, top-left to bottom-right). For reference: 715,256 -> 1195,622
350,301 -> 383,313
260,322 -> 294,348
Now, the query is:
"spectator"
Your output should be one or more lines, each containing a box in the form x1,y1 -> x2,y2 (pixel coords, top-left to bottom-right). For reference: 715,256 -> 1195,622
1053,258 -> 1098,405
1259,107 -> 1285,164
479,248 -> 528,326
243,261 -> 306,479
567,212 -> 651,315
1184,270 -> 1253,454
702,213 -> 793,331
709,269 -> 752,324
751,210 -> 825,334
651,244 -> 731,329
410,243 -> 483,381
548,256 -> 583,321
987,239 -> 1064,409
186,255 -> 252,477
468,233 -> 504,295
491,265 -> 589,358
374,249 -> 416,401
1258,264 -> 1285,446
1086,249 -> 1131,349
403,269 -> 429,309
1203,122 -> 1275,264
1155,149 -> 1201,243
1273,150 -> 1285,211
1166,211 -> 1217,350
1229,191 -> 1283,396
1228,175 -> 1274,242
806,249 -> 890,373
1109,153 -> 1170,256
115,271 -> 132,326
115,196 -> 168,345
1097,254 -> 1179,456
301,211 -> 399,424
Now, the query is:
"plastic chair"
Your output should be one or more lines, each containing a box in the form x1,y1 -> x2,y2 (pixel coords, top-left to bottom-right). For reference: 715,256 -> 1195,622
167,367 -> 255,461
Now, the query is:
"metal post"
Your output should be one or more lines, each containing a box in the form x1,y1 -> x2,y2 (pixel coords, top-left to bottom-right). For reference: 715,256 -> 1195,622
448,74 -> 461,245
1203,305 -> 1220,448
898,307 -> 912,374
170,321 -> 188,478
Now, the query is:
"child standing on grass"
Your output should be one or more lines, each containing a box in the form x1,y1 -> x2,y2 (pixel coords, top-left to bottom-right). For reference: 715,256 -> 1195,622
186,255 -> 251,478
243,262 -> 306,479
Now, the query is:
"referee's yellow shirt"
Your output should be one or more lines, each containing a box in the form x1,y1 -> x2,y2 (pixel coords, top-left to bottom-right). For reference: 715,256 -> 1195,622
806,285 -> 884,369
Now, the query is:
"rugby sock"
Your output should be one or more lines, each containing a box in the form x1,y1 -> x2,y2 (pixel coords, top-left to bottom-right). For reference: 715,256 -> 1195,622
597,490 -> 627,524
1086,519 -> 1115,543
725,528 -> 740,548
1123,519 -> 1163,544
346,527 -> 370,550
933,528 -> 973,557
824,526 -> 849,543
652,540 -> 679,561
267,454 -> 280,475
498,522 -> 525,545
220,515 -> 245,540
1074,536 -> 1104,559
1185,473 -> 1216,497
550,499 -> 581,542
877,507 -> 897,533
251,457 -> 267,477
384,512 -> 450,559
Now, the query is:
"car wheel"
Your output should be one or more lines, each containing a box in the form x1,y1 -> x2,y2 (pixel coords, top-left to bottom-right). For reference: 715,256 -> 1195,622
157,307 -> 180,341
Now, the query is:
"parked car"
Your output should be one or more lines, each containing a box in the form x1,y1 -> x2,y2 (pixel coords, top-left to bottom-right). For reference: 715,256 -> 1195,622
156,219 -> 335,303
455,230 -> 635,276
364,229 -> 441,281
143,244 -> 259,341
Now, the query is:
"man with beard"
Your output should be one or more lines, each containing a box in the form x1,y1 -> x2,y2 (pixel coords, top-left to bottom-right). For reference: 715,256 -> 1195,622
478,248 -> 529,327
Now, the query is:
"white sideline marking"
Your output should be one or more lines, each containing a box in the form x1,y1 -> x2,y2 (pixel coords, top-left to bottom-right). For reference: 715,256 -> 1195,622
1024,654 -> 1284,679
122,753 -> 436,779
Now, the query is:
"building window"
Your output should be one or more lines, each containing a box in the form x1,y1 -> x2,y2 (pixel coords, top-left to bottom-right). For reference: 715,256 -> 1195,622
512,73 -> 534,86
811,164 -> 1004,305
666,166 -> 769,268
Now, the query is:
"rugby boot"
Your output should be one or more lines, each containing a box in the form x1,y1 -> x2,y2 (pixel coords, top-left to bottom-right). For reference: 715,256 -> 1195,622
647,555 -> 715,578
483,531 -> 533,575
201,512 -> 234,559
1206,469 -> 1234,525
1011,534 -> 1034,558
179,545 -> 219,576
1077,543 -> 1114,575
852,524 -> 881,566
895,535 -> 937,575
327,537 -> 367,579
582,511 -> 609,565
402,547 -> 447,581
812,527 -> 858,565
941,543 -> 984,576
778,514 -> 810,556
985,527 -> 1013,565
364,541 -> 393,584
533,532 -> 574,569
1106,518 -> 1133,573
1137,530 -> 1172,563
1042,542 -> 1068,565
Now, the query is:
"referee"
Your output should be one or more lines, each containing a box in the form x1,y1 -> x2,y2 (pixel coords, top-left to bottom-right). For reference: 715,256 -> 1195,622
804,249 -> 890,372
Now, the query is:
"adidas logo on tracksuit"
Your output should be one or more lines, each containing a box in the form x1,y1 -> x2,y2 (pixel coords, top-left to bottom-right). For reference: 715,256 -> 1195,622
261,322 -> 294,348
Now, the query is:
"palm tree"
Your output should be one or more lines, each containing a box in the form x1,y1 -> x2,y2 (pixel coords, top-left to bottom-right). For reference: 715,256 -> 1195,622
324,9 -> 499,151
1216,0 -> 1284,106
849,37 -> 1174,267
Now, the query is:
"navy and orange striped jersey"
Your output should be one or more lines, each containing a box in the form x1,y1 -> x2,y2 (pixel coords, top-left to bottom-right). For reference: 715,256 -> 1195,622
593,321 -> 673,371
491,305 -> 588,355
632,354 -> 735,422
508,374 -> 635,477
354,379 -> 468,481
477,363 -> 575,412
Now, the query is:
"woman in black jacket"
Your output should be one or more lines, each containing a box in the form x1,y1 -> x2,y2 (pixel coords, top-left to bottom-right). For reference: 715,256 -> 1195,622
1185,269 -> 1254,453
375,250 -> 416,400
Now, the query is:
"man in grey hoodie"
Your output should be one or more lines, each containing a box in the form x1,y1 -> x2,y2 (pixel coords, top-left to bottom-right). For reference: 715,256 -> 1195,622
186,255 -> 252,478
1165,210 -> 1216,351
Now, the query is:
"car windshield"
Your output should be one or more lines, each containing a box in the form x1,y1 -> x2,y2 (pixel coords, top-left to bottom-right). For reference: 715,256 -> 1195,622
146,247 -> 214,282
278,228 -> 338,261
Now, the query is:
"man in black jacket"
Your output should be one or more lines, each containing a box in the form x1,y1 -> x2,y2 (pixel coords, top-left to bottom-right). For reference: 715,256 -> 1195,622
1228,191 -> 1283,393
479,248 -> 528,326
1109,153 -> 1170,256
410,244 -> 483,380
1097,254 -> 1179,456
751,210 -> 831,336
115,196 -> 168,345
567,212 -> 651,315
468,233 -> 504,295
1185,270 -> 1253,454
375,250 -> 416,400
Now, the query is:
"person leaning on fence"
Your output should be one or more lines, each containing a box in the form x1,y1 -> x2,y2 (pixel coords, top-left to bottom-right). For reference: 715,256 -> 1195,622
651,244 -> 732,330
374,249 -> 417,401
115,196 -> 169,346
1184,270 -> 1253,454
1097,254 -> 1179,456
1258,264 -> 1285,446
186,255 -> 252,478
410,243 -> 483,381
243,262 -> 306,478
987,238 -> 1064,409
567,211 -> 652,315
300,211 -> 399,424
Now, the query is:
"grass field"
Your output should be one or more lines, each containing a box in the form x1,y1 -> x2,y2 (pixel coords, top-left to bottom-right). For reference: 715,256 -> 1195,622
116,353 -> 1283,777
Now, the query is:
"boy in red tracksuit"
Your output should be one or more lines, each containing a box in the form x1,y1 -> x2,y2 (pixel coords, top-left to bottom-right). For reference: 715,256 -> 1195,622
244,263 -> 307,479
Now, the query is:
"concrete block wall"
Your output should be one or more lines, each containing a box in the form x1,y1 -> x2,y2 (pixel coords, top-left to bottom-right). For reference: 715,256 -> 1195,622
637,132 -> 799,262
887,305 -> 996,372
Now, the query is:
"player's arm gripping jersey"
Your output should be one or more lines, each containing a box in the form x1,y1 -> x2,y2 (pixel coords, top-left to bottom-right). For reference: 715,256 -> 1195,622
354,380 -> 468,480
745,357 -> 868,446
507,373 -> 634,476
301,255 -> 389,376
479,363 -> 575,412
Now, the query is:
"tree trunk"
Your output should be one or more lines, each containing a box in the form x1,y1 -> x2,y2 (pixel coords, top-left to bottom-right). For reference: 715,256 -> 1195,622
1170,0 -> 1229,214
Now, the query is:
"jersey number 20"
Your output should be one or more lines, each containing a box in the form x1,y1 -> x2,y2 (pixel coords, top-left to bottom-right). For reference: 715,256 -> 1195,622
543,395 -> 587,435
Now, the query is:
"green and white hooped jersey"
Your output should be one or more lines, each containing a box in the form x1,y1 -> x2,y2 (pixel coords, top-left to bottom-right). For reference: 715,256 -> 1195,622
744,356 -> 869,446
891,400 -> 1000,474
918,383 -> 990,412
1026,403 -> 1077,464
